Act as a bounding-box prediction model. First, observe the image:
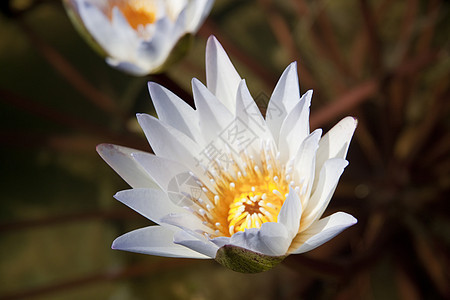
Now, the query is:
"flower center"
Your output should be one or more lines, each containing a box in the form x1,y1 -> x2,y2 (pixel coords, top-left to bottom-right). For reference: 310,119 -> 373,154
189,143 -> 294,238
226,180 -> 287,235
108,0 -> 157,29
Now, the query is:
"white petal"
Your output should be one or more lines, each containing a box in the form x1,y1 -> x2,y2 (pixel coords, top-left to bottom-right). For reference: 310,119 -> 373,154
192,78 -> 234,143
300,158 -> 348,232
314,117 -> 357,190
112,225 -> 210,258
229,222 -> 290,256
210,236 -> 231,248
148,82 -> 202,143
77,2 -> 130,59
184,0 -> 215,32
161,213 -> 214,234
136,114 -> 205,176
106,58 -> 148,76
277,186 -> 302,239
132,152 -> 215,199
164,0 -> 186,20
290,212 -> 357,254
278,90 -> 312,162
205,36 -> 241,113
293,129 -> 322,203
137,12 -> 185,66
235,80 -> 275,152
114,188 -> 185,224
96,144 -> 158,189
266,62 -> 300,144
173,230 -> 219,258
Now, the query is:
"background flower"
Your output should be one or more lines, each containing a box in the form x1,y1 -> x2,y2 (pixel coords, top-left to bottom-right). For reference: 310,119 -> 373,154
64,0 -> 214,75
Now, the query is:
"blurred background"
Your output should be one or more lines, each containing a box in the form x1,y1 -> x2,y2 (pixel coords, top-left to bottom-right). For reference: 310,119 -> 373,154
0,0 -> 449,299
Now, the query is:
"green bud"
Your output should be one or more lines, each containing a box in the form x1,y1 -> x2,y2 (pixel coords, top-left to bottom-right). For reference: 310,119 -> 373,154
215,245 -> 286,273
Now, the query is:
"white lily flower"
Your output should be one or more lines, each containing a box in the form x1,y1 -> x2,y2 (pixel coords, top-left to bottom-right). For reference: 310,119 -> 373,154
64,0 -> 214,75
98,36 -> 358,273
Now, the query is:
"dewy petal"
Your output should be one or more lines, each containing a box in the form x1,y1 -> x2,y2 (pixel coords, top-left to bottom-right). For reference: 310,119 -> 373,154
205,36 -> 241,113
173,229 -> 219,258
266,62 -> 301,144
148,82 -> 202,144
313,117 -> 357,190
290,212 -> 357,254
112,225 -> 210,259
114,188 -> 186,224
96,144 -> 159,189
277,186 -> 302,239
300,158 -> 349,232
230,222 -> 290,256
278,90 -> 312,162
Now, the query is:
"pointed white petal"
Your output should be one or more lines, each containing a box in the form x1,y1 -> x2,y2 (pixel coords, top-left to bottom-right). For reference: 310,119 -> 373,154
205,36 -> 241,113
148,82 -> 202,143
293,129 -> 322,204
278,90 -> 312,161
184,0 -> 215,32
161,213 -> 214,234
112,225 -> 210,258
96,144 -> 158,189
290,212 -> 357,254
136,114 -> 206,177
277,186 -> 302,239
132,152 -> 215,202
314,117 -> 357,190
300,158 -> 348,232
114,188 -> 185,224
229,222 -> 290,256
192,78 -> 234,142
235,80 -> 275,152
132,151 -> 187,189
266,62 -> 301,143
173,229 -> 219,258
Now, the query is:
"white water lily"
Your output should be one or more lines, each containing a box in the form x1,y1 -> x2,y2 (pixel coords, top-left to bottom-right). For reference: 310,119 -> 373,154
64,0 -> 214,75
98,36 -> 358,273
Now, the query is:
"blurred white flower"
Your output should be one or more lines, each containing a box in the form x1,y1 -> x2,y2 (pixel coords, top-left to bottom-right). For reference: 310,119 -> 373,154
98,36 -> 358,273
64,0 -> 214,75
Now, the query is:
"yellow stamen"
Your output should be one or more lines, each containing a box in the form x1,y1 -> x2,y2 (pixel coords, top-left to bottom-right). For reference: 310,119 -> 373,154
192,144 -> 293,237
108,0 -> 157,29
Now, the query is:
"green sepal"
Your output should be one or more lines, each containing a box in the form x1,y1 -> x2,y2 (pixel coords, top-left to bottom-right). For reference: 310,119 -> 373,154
215,245 -> 286,273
